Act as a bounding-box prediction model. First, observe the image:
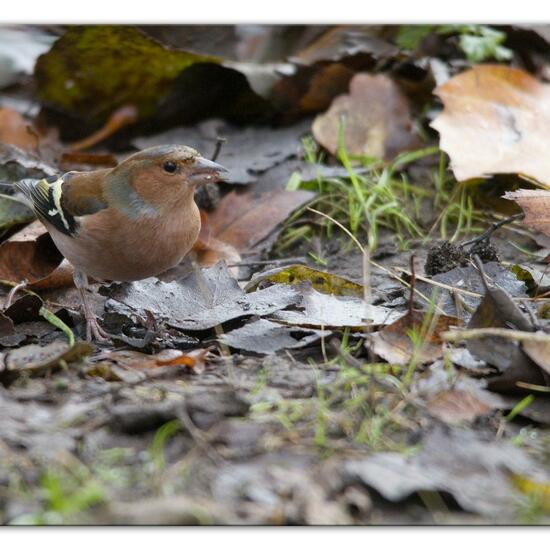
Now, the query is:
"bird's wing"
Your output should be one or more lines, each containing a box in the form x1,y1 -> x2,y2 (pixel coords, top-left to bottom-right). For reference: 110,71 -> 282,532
15,172 -> 108,237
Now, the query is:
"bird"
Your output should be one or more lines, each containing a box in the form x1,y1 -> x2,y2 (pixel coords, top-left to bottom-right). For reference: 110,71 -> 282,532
15,145 -> 228,342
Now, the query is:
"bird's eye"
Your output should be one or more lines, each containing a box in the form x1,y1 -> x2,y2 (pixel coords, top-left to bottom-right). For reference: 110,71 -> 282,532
163,161 -> 177,174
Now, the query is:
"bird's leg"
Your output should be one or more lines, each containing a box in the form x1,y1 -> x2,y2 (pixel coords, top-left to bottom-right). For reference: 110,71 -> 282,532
73,269 -> 109,343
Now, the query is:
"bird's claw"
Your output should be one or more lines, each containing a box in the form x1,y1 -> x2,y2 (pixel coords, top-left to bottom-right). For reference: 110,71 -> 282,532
85,315 -> 110,343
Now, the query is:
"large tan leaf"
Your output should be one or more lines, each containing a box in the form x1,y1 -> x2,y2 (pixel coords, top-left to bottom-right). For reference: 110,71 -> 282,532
432,65 -> 550,183
312,73 -> 418,160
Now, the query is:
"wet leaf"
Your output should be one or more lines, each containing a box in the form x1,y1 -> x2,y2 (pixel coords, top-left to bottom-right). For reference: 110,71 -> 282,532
35,26 -> 219,127
312,73 -> 419,160
246,264 -> 363,297
432,65 -> 550,183
0,221 -> 64,284
220,318 -> 330,355
416,262 -> 528,319
465,275 -> 535,375
206,189 -> 314,252
273,286 -> 399,329
105,262 -> 300,331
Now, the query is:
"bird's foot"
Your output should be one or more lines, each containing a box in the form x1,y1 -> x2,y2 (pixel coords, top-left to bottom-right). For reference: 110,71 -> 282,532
84,314 -> 110,343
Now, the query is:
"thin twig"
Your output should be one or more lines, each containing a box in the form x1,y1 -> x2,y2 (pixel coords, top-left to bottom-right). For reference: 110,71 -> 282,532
442,327 -> 550,343
461,212 -> 525,248
210,137 -> 226,162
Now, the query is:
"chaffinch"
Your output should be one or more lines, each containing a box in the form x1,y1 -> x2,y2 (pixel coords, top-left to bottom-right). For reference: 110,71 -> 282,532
15,145 -> 228,342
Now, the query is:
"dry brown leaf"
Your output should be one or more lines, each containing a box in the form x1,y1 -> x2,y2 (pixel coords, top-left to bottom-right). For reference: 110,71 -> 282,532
369,310 -> 463,365
504,189 -> 550,237
426,389 -> 495,424
206,188 -> 314,252
312,73 -> 419,160
432,65 -> 550,183
0,221 -> 64,284
522,334 -> 550,376
0,108 -> 39,152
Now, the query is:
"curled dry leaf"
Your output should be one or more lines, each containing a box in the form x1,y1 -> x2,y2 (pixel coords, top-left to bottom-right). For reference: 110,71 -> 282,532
368,310 -> 463,365
432,65 -> 550,183
312,73 -> 419,160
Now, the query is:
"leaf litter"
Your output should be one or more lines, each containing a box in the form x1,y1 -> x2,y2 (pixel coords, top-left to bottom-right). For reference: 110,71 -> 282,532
1,23 -> 550,526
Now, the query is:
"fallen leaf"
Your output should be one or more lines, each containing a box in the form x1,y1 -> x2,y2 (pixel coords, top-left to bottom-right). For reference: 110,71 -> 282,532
345,425 -> 545,518
220,318 -> 330,355
0,220 -> 64,284
134,119 -> 311,185
246,264 -> 364,297
207,189 -> 314,252
0,193 -> 35,235
368,309 -> 463,365
0,143 -> 56,183
522,335 -> 550,376
416,261 -> 528,319
504,190 -> 550,238
432,65 -> 550,183
105,262 -> 300,331
312,73 -> 419,160
426,388 -> 496,424
273,286 -> 400,328
0,341 -> 92,380
0,108 -> 39,152
59,151 -> 119,172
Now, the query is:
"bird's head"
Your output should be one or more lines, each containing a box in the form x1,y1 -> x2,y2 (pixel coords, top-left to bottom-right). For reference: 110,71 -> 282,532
108,145 -> 228,212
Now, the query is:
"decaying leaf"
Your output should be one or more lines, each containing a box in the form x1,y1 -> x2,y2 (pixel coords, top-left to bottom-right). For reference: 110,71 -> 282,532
368,310 -> 463,365
0,221 -> 64,284
432,65 -> 550,183
206,189 -> 314,252
312,73 -> 419,160
220,318 -> 330,355
35,26 -> 219,128
504,190 -> 550,239
246,264 -> 364,297
105,262 -> 300,331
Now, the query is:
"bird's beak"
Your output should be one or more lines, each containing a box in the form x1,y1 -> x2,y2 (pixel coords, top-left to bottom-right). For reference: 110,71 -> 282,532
189,156 -> 228,186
